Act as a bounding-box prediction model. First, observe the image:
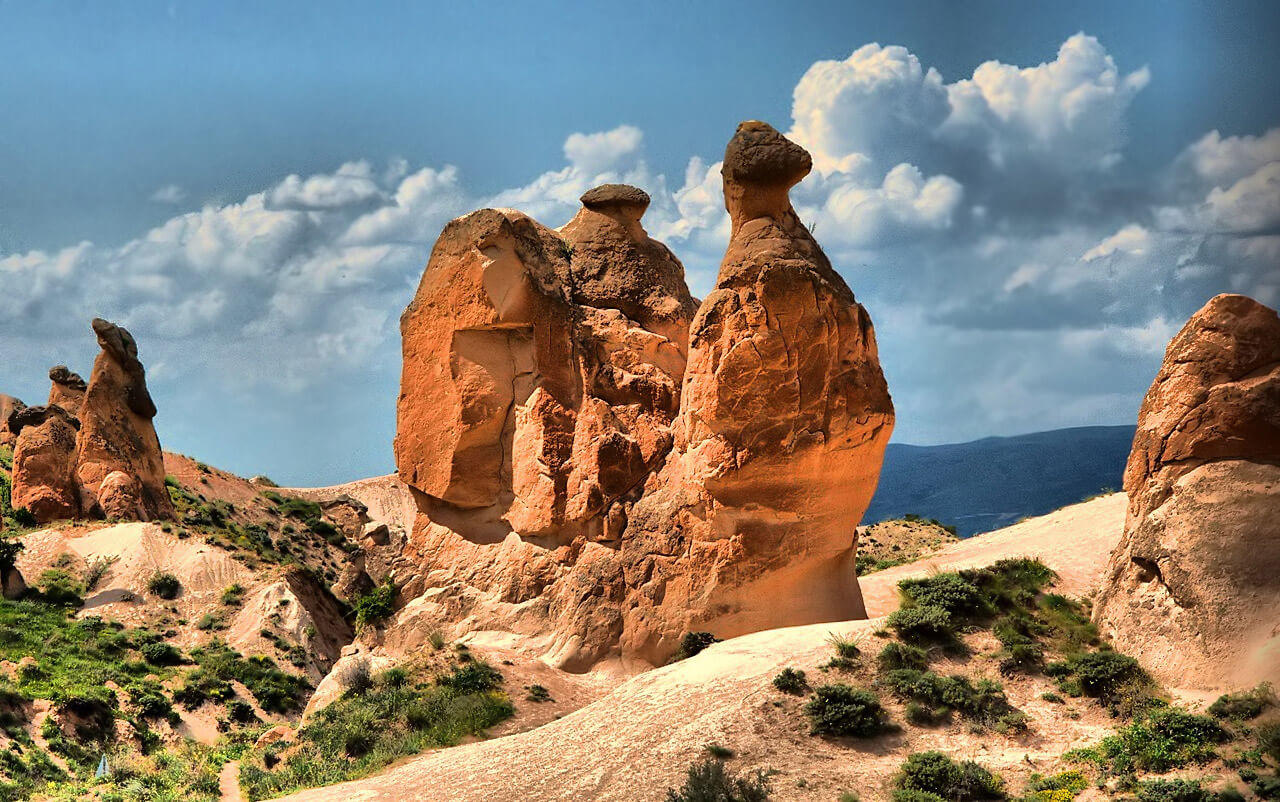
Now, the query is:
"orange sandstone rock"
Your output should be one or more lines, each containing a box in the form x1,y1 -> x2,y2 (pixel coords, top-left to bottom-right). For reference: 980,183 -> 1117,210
73,319 -> 174,521
0,394 -> 25,449
47,366 -> 87,417
9,405 -> 82,522
388,124 -> 893,670
1095,294 -> 1280,689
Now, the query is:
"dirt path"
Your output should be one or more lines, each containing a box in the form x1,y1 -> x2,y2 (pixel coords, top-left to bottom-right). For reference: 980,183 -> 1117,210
275,494 -> 1128,802
220,760 -> 243,802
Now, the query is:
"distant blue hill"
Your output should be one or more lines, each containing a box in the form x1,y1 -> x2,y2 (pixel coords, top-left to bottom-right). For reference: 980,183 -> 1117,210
863,425 -> 1136,537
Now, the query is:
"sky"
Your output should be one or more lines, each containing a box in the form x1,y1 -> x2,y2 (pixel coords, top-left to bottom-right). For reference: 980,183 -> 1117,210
1,1 -> 1278,486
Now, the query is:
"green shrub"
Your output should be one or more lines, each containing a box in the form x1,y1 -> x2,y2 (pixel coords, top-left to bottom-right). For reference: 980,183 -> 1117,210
892,792 -> 948,802
1208,683 -> 1274,721
898,574 -> 983,617
525,684 -> 551,702
1026,769 -> 1087,793
880,669 -> 1022,730
1045,650 -> 1156,715
140,641 -> 182,666
665,758 -> 771,802
672,632 -> 720,661
438,661 -> 503,694
1252,775 -> 1280,800
887,605 -> 954,643
804,684 -> 888,737
772,668 -> 808,696
878,642 -> 928,672
1261,720 -> 1280,763
1135,779 -> 1208,802
353,582 -> 396,626
221,583 -> 244,605
895,751 -> 1003,801
146,572 -> 182,599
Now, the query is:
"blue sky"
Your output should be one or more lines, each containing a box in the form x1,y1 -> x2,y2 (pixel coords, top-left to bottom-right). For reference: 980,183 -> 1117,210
2,1 -> 1278,485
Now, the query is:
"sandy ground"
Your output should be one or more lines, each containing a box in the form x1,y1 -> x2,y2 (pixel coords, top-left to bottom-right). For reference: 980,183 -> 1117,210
277,493 -> 1130,802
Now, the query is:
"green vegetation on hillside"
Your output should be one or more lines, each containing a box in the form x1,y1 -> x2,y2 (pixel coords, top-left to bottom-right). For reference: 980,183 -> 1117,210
239,662 -> 514,800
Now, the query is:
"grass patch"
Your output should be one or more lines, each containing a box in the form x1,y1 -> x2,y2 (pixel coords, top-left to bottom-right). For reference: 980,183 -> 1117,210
184,640 -> 309,714
1066,707 -> 1227,776
240,667 -> 513,800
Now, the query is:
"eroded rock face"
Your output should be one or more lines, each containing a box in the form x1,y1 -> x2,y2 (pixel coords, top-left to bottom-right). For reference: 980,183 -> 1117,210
1094,294 -> 1280,690
0,394 -> 25,449
9,405 -> 82,522
47,366 -> 87,417
74,319 -> 174,521
388,123 -> 893,671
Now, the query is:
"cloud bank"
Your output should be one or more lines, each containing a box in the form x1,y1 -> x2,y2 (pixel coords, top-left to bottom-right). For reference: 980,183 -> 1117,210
2,33 -> 1276,483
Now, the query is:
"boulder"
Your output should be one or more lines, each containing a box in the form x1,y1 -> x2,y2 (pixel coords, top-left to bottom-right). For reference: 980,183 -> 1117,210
387,123 -> 893,671
73,319 -> 174,521
0,394 -> 25,449
1094,294 -> 1280,690
9,405 -> 82,523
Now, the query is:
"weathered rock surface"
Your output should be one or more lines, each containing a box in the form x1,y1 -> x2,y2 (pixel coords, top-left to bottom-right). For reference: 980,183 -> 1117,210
9,405 -> 82,522
0,394 -> 25,449
1094,294 -> 1280,690
386,122 -> 893,671
73,319 -> 173,521
47,366 -> 87,416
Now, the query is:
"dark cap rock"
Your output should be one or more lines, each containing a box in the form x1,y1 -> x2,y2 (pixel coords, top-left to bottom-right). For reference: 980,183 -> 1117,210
722,121 -> 812,187
579,184 -> 650,213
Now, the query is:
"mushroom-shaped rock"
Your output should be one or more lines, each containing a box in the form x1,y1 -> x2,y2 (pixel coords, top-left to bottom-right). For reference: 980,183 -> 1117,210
622,121 -> 894,657
386,123 -> 894,671
73,319 -> 173,521
47,366 -> 87,417
1094,294 -> 1280,690
9,405 -> 82,522
560,183 -> 698,354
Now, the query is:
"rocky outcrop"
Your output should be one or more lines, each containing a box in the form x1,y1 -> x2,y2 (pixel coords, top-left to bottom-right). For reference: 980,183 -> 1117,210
1094,294 -> 1280,690
9,405 -> 82,522
47,366 -> 86,417
73,319 -> 173,521
7,320 -> 173,524
386,122 -> 893,671
0,394 -> 25,449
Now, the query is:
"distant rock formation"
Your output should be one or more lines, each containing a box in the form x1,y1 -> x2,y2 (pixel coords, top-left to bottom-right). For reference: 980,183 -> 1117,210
1094,294 -> 1280,690
387,122 -> 893,670
0,394 -> 25,449
8,319 -> 173,524
8,405 -> 82,522
47,366 -> 87,416
74,319 -> 173,520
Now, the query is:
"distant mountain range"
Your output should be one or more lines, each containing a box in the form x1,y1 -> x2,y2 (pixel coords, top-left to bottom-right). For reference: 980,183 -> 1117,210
863,425 -> 1136,537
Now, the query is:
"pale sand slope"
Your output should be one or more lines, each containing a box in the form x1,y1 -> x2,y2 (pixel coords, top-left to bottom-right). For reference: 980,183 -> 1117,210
279,493 -> 1127,802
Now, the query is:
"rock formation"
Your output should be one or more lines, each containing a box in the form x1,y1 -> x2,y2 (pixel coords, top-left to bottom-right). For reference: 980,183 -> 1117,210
387,122 -> 893,670
0,394 -> 25,449
1094,294 -> 1280,689
74,319 -> 173,520
7,320 -> 173,524
47,366 -> 87,416
8,405 -> 82,522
